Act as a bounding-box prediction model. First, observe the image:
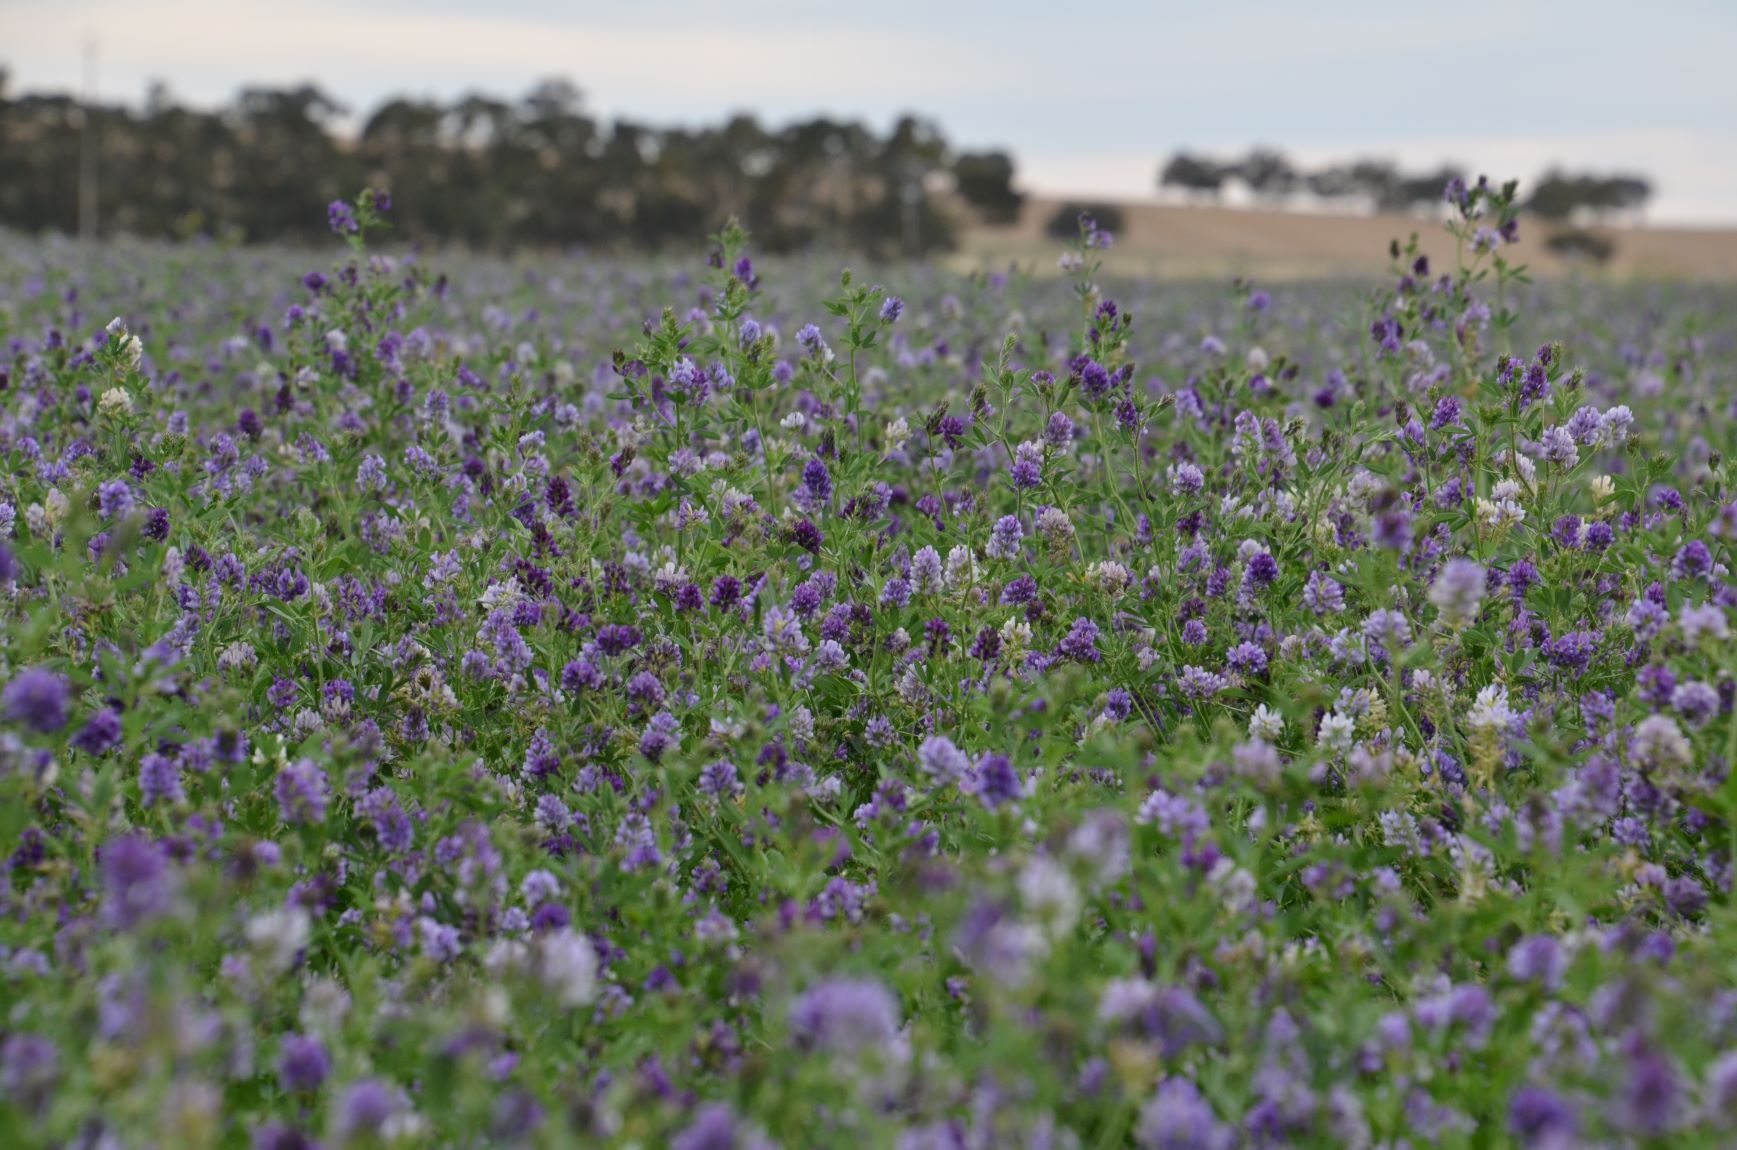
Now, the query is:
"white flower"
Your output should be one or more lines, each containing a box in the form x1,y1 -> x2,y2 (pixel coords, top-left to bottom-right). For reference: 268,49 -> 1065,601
1206,858 -> 1258,915
1631,714 -> 1691,770
896,664 -> 927,704
1465,684 -> 1517,736
884,417 -> 911,453
1086,561 -> 1132,596
1318,711 -> 1356,753
944,546 -> 979,591
218,642 -> 257,674
45,489 -> 70,526
245,906 -> 311,974
1096,976 -> 1159,1025
652,560 -> 688,594
122,335 -> 144,370
98,387 -> 134,417
789,705 -> 815,743
1018,856 -> 1081,935
536,928 -> 599,1008
1035,506 -> 1073,543
478,577 -> 524,610
299,979 -> 352,1034
1249,704 -> 1285,743
1475,498 -> 1526,529
780,411 -> 807,431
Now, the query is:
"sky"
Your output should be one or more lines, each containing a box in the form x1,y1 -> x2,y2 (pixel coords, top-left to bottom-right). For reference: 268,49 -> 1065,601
5,0 -> 1737,224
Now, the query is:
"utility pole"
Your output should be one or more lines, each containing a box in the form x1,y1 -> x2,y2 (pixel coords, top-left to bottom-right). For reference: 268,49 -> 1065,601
901,166 -> 922,256
79,38 -> 98,241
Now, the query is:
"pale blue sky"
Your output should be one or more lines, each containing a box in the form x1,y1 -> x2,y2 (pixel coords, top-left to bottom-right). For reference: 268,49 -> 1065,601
6,0 -> 1736,222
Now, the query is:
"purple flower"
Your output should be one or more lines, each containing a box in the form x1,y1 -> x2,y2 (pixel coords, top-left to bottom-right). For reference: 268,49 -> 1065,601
1044,411 -> 1075,448
1009,441 -> 1043,490
698,759 -> 742,798
0,1034 -> 58,1113
1056,617 -> 1101,663
1362,608 -> 1411,651
1244,551 -> 1278,589
1226,642 -> 1267,676
277,1034 -> 331,1093
1508,1087 -> 1578,1144
561,658 -> 603,693
595,623 -> 642,657
1303,571 -> 1344,615
1372,508 -> 1412,552
333,1079 -> 399,1143
101,834 -> 175,930
975,753 -> 1022,809
1707,1052 -> 1737,1122
788,977 -> 901,1057
1506,935 -> 1566,990
71,707 -> 123,755
1079,358 -> 1112,399
1136,1077 -> 1232,1150
1176,666 -> 1227,700
275,759 -> 330,826
786,518 -> 824,555
878,296 -> 904,323
802,457 -> 833,504
673,1104 -> 773,1150
97,479 -> 134,519
139,753 -> 184,806
917,735 -> 970,786
1611,1037 -> 1681,1136
625,670 -> 666,709
1427,558 -> 1485,627
4,668 -> 71,733
327,201 -> 358,235
986,515 -> 1024,560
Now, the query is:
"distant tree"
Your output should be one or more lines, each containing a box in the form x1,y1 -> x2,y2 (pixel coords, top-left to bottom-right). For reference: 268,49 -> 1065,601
854,115 -> 955,256
952,150 -> 1024,224
1159,152 -> 1228,200
1371,167 -> 1464,213
1597,175 -> 1652,215
1304,165 -> 1360,201
1529,171 -> 1651,221
227,84 -> 351,241
1046,202 -> 1125,240
1347,160 -> 1399,208
1231,148 -> 1297,203
0,76 -> 1003,254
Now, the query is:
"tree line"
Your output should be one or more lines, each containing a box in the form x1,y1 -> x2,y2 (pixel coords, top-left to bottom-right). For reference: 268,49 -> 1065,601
0,72 -> 1027,254
1158,148 -> 1652,221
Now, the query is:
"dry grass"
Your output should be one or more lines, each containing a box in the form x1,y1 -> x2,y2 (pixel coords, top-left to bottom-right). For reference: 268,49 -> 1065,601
956,197 -> 1737,281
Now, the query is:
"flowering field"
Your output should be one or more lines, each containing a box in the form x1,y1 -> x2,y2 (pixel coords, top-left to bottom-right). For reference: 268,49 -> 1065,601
3,183 -> 1737,1149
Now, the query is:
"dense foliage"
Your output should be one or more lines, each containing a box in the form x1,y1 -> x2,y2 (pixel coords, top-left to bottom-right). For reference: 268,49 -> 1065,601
1,181 -> 1736,1149
0,76 -> 1022,254
1157,150 -> 1651,224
